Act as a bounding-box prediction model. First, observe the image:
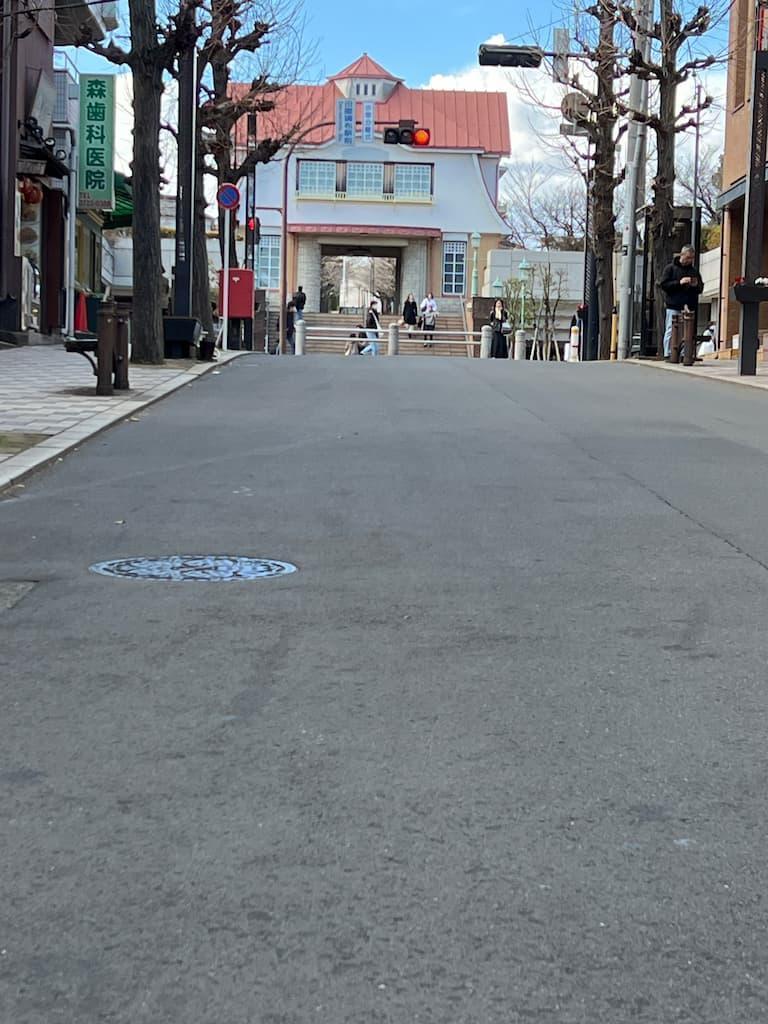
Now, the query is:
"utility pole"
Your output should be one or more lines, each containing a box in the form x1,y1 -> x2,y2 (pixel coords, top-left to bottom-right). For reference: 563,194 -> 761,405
691,78 -> 702,255
172,31 -> 197,318
617,0 -> 653,360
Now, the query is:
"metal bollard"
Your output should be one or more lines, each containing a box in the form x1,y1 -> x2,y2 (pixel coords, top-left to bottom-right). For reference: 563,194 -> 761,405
610,307 -> 619,360
388,322 -> 399,356
669,313 -> 681,363
114,311 -> 130,390
96,301 -> 117,396
569,324 -> 580,362
480,324 -> 492,358
514,329 -> 527,360
682,309 -> 696,366
295,319 -> 306,355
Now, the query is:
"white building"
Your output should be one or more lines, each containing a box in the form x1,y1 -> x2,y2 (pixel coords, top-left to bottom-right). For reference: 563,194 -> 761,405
234,55 -> 511,314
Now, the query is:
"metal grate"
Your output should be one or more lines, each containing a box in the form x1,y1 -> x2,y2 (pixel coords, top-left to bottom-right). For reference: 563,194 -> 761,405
89,556 -> 297,582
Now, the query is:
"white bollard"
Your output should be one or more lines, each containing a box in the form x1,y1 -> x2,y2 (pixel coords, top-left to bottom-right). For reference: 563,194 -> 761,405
480,324 -> 492,359
295,318 -> 306,355
388,322 -> 399,356
568,324 -> 580,362
514,329 -> 527,360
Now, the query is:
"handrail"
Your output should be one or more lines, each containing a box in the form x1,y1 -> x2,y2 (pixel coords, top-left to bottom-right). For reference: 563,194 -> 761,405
302,325 -> 483,337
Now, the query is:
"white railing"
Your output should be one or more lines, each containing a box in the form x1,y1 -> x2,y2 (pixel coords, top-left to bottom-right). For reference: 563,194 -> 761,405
297,323 -> 484,356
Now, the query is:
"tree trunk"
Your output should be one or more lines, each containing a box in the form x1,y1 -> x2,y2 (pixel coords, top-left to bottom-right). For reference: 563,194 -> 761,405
192,148 -> 214,337
649,0 -> 680,357
592,0 -> 618,359
128,0 -> 165,363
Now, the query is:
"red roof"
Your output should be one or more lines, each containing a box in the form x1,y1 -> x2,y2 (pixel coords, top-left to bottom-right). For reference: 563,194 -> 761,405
330,54 -> 401,82
234,59 -> 510,156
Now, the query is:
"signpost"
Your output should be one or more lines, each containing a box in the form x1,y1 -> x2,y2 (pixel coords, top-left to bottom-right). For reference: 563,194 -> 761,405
361,101 -> 375,142
217,183 -> 241,352
336,99 -> 355,144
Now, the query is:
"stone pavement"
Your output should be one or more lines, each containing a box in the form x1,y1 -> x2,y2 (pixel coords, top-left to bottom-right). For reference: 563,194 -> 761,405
629,356 -> 768,390
0,345 -> 244,491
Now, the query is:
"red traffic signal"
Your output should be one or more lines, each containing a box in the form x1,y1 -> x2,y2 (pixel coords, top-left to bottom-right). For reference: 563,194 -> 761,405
384,121 -> 430,146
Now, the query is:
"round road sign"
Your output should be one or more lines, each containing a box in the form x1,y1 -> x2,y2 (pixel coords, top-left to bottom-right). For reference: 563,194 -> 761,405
217,183 -> 241,210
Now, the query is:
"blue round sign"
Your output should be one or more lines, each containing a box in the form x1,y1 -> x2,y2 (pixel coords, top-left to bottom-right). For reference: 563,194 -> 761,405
217,183 -> 241,210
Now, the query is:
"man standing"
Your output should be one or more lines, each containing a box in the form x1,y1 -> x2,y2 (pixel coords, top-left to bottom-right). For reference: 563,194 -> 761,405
659,244 -> 704,359
293,285 -> 307,321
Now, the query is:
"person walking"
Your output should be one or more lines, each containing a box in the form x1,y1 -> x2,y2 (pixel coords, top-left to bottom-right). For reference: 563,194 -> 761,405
293,286 -> 307,321
402,293 -> 418,335
364,301 -> 381,354
489,299 -> 510,359
659,244 -> 703,359
421,291 -> 438,347
285,300 -> 296,354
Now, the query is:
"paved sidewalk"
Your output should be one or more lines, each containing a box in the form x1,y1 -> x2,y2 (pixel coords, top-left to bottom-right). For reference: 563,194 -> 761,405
628,356 -> 768,391
0,345 -> 244,490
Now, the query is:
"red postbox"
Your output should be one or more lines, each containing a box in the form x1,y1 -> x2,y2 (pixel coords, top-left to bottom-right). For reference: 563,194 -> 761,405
218,268 -> 254,319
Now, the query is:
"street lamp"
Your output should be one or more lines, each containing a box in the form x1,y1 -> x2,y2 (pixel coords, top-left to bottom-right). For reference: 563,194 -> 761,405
492,277 -> 503,298
470,231 -> 481,296
518,258 -> 532,329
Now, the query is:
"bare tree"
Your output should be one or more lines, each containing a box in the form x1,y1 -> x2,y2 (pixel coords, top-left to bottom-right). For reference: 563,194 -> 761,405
84,0 -> 198,362
501,162 -> 587,251
188,0 -> 309,335
676,144 -> 723,226
618,0 -> 725,350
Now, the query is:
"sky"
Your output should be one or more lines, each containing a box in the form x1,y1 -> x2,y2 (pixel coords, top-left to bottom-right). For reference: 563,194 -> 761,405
63,0 -> 729,191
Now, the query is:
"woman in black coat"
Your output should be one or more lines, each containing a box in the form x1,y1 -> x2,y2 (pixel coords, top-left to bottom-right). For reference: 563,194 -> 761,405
402,293 -> 418,334
489,298 -> 509,359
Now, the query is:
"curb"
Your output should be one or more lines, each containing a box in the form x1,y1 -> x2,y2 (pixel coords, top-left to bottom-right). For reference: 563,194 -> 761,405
625,358 -> 768,394
0,351 -> 249,494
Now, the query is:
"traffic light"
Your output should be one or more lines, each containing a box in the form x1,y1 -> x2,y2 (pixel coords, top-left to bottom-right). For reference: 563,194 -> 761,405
478,44 -> 544,68
383,120 -> 431,146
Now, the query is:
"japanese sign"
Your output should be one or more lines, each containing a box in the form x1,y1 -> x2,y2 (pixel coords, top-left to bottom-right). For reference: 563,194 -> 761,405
361,102 -> 375,143
78,74 -> 115,211
336,99 -> 355,145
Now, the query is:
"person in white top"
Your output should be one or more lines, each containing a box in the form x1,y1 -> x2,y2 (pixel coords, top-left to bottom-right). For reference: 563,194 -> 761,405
420,292 -> 438,347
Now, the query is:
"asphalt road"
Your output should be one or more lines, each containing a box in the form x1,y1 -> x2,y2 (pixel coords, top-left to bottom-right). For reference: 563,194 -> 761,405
3,355 -> 768,1023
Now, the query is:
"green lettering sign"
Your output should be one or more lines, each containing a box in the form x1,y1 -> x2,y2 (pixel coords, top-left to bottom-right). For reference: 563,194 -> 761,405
78,75 -> 115,211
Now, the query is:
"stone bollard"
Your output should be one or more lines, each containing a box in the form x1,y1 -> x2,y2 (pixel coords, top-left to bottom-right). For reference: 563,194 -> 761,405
682,309 -> 696,366
480,324 -> 492,359
295,318 -> 306,355
669,313 -> 681,363
96,300 -> 117,396
388,322 -> 399,356
569,324 -> 580,362
514,329 -> 527,360
114,311 -> 130,390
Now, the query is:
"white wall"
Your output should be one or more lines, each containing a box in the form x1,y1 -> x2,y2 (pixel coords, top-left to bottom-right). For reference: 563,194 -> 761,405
253,141 -> 508,237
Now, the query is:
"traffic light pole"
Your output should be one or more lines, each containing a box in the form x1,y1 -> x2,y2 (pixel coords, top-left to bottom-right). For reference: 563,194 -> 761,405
173,36 -> 197,318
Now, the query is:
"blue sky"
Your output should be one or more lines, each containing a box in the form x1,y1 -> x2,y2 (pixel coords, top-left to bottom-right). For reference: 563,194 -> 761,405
64,1 -> 565,84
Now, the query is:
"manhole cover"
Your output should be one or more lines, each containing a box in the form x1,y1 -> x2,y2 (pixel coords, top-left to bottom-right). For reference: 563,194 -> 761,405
89,556 -> 297,582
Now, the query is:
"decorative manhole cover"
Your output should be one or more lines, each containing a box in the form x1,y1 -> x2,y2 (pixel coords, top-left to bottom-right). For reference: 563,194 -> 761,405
89,556 -> 297,582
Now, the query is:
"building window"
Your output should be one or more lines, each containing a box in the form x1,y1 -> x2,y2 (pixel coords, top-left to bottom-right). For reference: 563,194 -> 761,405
356,83 -> 360,96
256,235 -> 280,289
394,163 -> 432,198
347,161 -> 384,197
442,241 -> 466,295
364,83 -> 369,96
298,160 -> 336,196
371,84 -> 377,96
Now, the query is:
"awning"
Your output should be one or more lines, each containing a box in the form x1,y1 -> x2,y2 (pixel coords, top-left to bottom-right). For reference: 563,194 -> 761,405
103,173 -> 133,228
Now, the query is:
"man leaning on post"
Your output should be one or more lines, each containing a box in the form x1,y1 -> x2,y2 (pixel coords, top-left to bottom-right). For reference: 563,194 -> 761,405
659,244 -> 704,359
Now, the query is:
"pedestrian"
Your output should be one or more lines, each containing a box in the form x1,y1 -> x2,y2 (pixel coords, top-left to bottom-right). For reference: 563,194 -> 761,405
489,298 -> 510,359
659,244 -> 703,359
285,300 -> 296,354
420,291 -> 438,347
345,325 -> 367,356
293,285 -> 307,321
402,292 -> 418,335
366,300 -> 381,341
